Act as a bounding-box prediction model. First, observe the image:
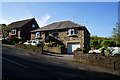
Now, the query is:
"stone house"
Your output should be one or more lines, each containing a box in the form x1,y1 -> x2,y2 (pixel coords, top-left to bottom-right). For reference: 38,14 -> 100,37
8,18 -> 39,41
31,21 -> 90,54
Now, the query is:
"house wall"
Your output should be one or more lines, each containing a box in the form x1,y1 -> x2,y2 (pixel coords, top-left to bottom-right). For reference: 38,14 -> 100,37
84,30 -> 90,52
57,29 -> 85,48
9,18 -> 39,41
31,28 -> 90,51
20,19 -> 39,41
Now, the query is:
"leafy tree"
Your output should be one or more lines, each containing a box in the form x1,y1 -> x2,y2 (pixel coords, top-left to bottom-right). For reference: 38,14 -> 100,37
112,23 -> 120,46
101,40 -> 110,48
0,25 -> 10,38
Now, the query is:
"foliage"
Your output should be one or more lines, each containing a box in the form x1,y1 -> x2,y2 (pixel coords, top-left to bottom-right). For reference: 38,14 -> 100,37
112,23 -> 120,46
44,43 -> 52,47
2,39 -> 14,45
0,25 -> 11,38
100,47 -> 106,56
90,36 -> 114,48
106,48 -> 114,56
75,48 -> 86,51
101,40 -> 110,48
109,40 -> 116,47
56,44 -> 64,48
90,40 -> 98,47
18,41 -> 23,44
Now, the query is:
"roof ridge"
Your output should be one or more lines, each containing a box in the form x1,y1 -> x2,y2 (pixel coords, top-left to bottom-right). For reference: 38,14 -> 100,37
10,18 -> 34,24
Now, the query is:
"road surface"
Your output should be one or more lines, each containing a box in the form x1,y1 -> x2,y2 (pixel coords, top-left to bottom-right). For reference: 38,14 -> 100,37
2,44 -> 120,80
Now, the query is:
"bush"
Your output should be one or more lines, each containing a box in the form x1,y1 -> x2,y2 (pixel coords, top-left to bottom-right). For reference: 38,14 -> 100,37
101,40 -> 110,47
2,39 -> 14,45
56,44 -> 64,48
44,43 -> 52,47
18,41 -> 23,44
100,47 -> 106,56
75,48 -> 85,51
106,47 -> 114,56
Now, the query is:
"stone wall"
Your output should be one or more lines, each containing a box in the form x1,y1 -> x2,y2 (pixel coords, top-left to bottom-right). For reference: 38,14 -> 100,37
15,44 -> 43,54
43,46 -> 66,54
57,29 -> 85,48
73,51 -> 120,71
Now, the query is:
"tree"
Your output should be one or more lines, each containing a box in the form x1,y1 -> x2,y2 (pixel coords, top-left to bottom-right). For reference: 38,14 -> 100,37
112,23 -> 120,46
0,25 -> 10,38
101,40 -> 110,48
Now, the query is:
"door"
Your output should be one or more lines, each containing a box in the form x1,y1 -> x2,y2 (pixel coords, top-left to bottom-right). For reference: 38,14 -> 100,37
67,43 -> 80,54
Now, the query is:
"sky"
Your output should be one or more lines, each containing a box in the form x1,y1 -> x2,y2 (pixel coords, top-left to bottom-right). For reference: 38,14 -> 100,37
0,2 -> 119,37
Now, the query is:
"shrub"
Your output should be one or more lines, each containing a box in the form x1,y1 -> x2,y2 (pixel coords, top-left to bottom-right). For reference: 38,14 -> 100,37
75,48 -> 85,51
106,47 -> 114,56
51,42 -> 56,47
18,41 -> 23,44
101,40 -> 110,48
109,40 -> 116,47
100,47 -> 106,56
44,43 -> 51,47
56,44 -> 64,48
2,39 -> 14,45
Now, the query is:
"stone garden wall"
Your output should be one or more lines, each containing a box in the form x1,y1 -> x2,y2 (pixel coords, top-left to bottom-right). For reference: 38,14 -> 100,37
73,51 -> 120,71
43,46 -> 66,54
14,44 -> 43,54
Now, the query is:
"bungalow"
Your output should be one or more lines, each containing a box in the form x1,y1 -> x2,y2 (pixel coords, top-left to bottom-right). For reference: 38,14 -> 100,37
31,21 -> 90,54
8,18 -> 39,41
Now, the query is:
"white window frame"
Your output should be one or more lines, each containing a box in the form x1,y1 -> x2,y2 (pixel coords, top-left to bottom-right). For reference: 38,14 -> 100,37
11,29 -> 16,35
68,28 -> 77,36
35,32 -> 41,38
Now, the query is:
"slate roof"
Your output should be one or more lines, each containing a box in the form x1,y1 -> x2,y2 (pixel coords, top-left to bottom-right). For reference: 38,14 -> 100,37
8,18 -> 35,28
31,21 -> 85,32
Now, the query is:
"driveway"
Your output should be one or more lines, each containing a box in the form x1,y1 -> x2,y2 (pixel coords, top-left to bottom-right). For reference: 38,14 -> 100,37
43,52 -> 73,61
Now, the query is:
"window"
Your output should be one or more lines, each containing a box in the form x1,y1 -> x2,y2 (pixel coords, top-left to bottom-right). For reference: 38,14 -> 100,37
11,29 -> 16,35
36,32 -> 41,38
32,24 -> 35,28
68,29 -> 77,36
53,32 -> 58,39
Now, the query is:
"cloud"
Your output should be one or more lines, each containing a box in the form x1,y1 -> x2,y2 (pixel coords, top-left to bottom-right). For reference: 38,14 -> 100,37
38,14 -> 51,27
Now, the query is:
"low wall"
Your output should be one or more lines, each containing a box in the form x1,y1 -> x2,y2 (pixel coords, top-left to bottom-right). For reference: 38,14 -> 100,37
73,51 -> 120,71
14,44 -> 43,54
43,46 -> 66,54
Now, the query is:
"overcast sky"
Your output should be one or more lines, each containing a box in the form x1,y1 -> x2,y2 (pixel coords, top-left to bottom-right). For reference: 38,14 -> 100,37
0,2 -> 119,37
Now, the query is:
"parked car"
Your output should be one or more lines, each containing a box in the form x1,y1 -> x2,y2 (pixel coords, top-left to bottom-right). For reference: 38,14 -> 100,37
23,40 -> 42,46
89,49 -> 101,53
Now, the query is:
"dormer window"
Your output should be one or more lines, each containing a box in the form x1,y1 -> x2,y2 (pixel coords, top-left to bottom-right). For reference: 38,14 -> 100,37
11,29 -> 16,35
32,24 -> 35,28
36,32 -> 41,38
68,28 -> 77,36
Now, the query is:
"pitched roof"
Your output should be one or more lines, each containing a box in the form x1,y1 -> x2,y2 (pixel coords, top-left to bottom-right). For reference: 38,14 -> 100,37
31,21 -> 85,32
8,18 -> 35,28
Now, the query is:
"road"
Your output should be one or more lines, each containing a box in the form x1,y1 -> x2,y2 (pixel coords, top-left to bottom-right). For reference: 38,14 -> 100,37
2,44 -> 120,80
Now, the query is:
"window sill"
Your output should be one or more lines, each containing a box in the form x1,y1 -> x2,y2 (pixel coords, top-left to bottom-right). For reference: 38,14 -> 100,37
68,34 -> 78,37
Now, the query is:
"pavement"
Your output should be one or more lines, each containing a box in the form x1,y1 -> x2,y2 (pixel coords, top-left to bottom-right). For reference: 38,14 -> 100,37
1,44 -> 120,80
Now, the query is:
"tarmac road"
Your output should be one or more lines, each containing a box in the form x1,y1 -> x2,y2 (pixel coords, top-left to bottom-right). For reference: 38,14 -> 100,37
2,44 -> 120,80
